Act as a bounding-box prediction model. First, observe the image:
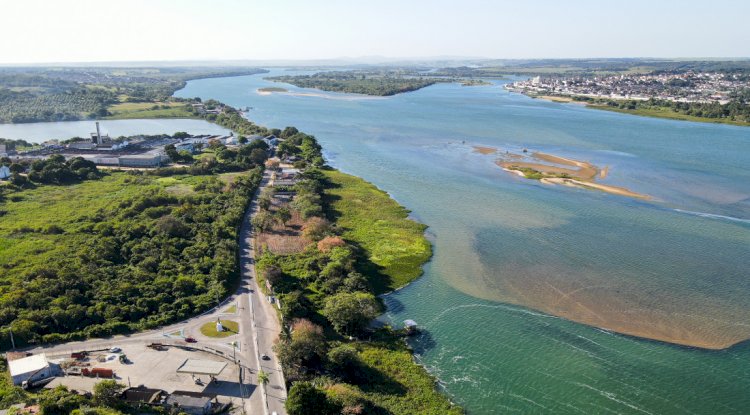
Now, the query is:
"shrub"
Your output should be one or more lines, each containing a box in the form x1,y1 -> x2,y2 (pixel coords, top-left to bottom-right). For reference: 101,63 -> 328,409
317,236 -> 346,253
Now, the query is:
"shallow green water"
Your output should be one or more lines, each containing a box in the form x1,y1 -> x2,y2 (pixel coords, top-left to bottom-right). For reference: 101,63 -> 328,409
174,72 -> 750,414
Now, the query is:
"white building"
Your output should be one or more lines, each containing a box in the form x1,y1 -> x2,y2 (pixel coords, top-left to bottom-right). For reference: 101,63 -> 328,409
8,354 -> 51,386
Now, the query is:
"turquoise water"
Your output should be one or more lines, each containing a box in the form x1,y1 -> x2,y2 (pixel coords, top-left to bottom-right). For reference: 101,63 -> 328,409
0,118 -> 230,143
169,72 -> 748,413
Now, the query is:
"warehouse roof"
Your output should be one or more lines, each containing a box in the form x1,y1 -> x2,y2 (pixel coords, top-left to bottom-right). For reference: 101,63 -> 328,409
8,354 -> 48,377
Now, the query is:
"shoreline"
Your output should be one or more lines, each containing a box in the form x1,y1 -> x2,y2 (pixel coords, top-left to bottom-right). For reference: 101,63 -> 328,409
510,90 -> 750,127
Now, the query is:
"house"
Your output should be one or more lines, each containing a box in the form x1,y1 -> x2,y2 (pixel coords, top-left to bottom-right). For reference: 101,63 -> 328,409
121,386 -> 166,406
165,391 -> 214,415
7,354 -> 51,386
0,165 -> 10,180
263,135 -> 279,147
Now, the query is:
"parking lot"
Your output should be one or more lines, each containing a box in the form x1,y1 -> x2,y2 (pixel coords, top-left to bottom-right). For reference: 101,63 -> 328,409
45,343 -> 254,406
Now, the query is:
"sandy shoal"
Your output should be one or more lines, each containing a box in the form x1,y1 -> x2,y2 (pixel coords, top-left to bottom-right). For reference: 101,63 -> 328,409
541,177 -> 651,199
473,146 -> 497,155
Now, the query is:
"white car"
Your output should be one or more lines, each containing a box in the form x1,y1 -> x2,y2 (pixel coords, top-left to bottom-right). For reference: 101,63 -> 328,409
109,347 -> 121,353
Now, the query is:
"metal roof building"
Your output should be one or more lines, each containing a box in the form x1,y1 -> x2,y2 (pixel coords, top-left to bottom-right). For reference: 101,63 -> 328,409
175,359 -> 227,376
8,354 -> 51,386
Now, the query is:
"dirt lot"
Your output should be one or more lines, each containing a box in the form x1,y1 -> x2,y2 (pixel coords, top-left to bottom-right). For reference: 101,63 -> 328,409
45,343 -> 254,405
256,194 -> 310,254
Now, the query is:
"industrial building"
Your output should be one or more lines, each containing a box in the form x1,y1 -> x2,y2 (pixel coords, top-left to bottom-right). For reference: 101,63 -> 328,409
7,354 -> 51,386
118,154 -> 164,168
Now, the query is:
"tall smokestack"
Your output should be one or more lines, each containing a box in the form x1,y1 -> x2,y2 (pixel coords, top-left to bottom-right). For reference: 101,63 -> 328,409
95,122 -> 101,144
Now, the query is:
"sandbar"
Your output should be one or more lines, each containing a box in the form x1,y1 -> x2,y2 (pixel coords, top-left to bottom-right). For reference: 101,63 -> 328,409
541,177 -> 650,200
473,146 -> 497,155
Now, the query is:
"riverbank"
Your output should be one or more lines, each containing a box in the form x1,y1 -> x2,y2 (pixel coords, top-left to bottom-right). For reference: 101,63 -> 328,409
515,91 -> 750,127
255,163 -> 459,413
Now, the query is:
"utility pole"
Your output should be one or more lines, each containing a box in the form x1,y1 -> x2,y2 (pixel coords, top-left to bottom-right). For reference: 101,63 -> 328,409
9,327 -> 15,350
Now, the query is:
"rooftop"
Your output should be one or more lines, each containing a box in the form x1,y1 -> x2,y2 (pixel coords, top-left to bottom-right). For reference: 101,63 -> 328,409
175,359 -> 227,376
8,354 -> 48,377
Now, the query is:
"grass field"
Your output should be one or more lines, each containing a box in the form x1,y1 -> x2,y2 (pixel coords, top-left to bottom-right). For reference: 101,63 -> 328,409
199,320 -> 239,338
105,101 -> 197,120
322,169 -> 432,293
0,172 -> 218,282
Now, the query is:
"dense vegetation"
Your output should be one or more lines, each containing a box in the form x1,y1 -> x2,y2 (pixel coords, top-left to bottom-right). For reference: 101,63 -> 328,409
582,96 -> 750,125
0,157 -> 264,347
255,137 -> 453,414
0,67 -> 266,123
267,70 -> 448,96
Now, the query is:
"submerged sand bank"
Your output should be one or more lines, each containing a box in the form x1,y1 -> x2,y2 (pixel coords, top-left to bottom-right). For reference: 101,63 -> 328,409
439,244 -> 750,350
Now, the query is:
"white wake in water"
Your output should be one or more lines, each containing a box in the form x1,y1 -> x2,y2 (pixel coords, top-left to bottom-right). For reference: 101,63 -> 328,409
673,209 -> 750,224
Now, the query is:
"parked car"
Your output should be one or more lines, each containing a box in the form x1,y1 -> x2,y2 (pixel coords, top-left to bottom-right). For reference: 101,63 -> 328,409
185,337 -> 197,343
109,347 -> 121,353
261,354 -> 270,361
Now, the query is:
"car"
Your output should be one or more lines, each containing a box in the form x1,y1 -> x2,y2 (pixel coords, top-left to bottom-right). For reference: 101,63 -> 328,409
185,337 -> 197,343
261,354 -> 270,361
109,347 -> 121,353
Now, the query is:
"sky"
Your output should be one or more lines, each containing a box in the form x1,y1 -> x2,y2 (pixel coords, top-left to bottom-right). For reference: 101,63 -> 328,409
1,0 -> 748,64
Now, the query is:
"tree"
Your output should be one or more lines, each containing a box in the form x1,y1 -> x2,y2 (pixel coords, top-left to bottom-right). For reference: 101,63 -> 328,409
302,217 -> 330,241
238,135 -> 248,144
164,144 -> 180,162
9,163 -> 25,174
280,126 -> 299,139
93,380 -> 125,407
275,207 -> 292,226
249,148 -> 267,165
173,131 -> 189,139
317,236 -> 346,253
327,344 -> 360,376
252,210 -> 275,233
286,382 -> 334,415
257,370 -> 269,385
275,319 -> 328,379
322,292 -> 380,336
263,265 -> 283,287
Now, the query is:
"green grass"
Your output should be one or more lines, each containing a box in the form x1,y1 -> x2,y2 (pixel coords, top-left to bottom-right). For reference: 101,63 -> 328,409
104,101 -> 197,120
322,170 -> 432,293
199,320 -> 239,338
589,104 -> 750,126
0,171 -> 215,277
223,304 -> 237,314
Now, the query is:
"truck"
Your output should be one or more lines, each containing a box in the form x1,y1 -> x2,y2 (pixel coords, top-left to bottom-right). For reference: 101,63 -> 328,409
81,368 -> 114,378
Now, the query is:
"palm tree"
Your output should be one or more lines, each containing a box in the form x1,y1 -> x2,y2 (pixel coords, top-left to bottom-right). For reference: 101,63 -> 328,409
258,370 -> 269,385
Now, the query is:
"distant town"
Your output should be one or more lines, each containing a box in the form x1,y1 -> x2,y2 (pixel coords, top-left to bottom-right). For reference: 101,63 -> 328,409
506,71 -> 750,104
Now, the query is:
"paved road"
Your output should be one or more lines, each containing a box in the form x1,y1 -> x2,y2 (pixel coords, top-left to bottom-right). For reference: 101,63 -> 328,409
26,169 -> 286,415
238,170 -> 287,415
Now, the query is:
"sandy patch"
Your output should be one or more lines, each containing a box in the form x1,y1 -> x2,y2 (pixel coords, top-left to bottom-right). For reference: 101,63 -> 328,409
473,146 -> 497,155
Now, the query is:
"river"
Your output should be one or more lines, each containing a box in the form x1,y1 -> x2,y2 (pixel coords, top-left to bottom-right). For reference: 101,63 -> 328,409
176,71 -> 750,414
5,70 -> 749,413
